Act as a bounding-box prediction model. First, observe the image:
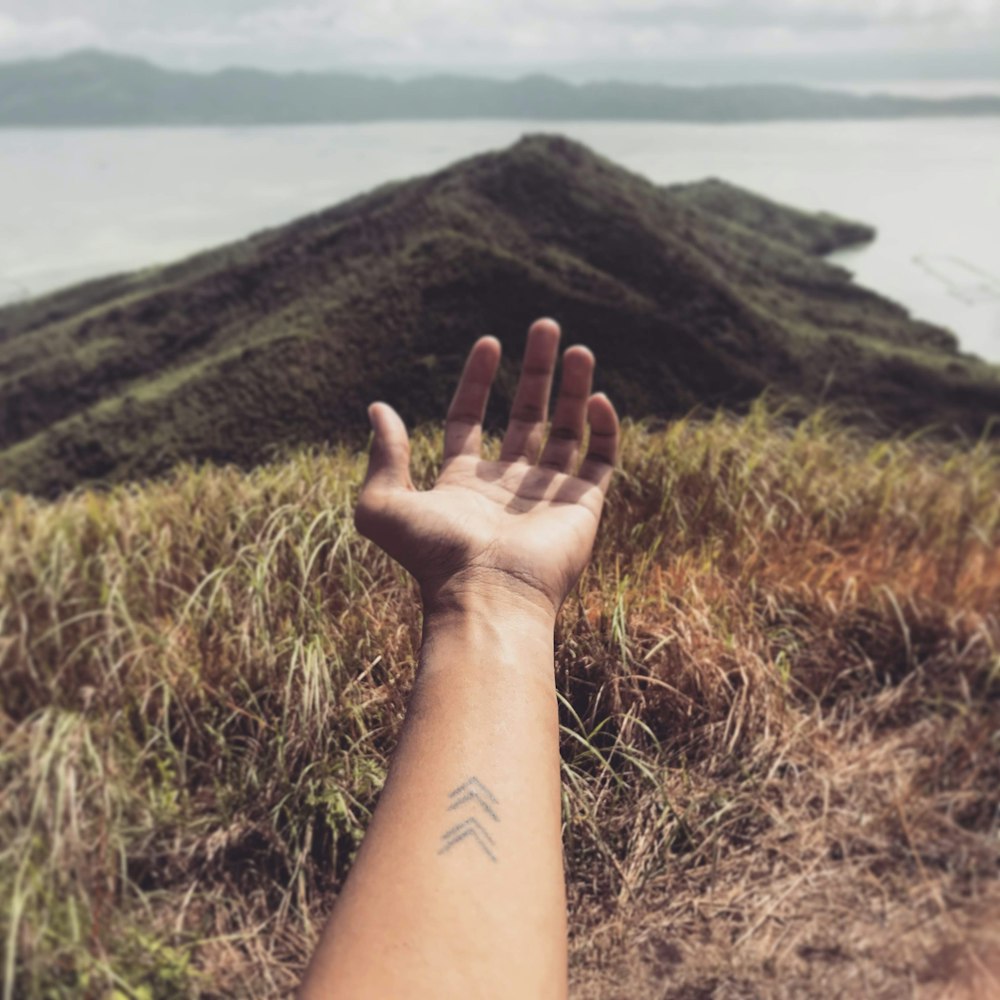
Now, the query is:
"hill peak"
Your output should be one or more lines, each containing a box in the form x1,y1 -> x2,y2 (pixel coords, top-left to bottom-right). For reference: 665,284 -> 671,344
503,133 -> 594,161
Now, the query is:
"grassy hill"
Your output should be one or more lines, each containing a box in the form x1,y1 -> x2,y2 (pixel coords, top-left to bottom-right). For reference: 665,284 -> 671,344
1,409 -> 998,996
2,134 -> 998,497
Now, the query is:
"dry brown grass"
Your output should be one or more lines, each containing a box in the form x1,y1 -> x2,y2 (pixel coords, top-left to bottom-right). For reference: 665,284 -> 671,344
1,404 -> 998,998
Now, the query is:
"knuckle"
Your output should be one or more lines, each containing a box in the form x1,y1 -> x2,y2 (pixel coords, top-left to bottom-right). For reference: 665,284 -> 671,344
547,424 -> 580,442
511,405 -> 545,423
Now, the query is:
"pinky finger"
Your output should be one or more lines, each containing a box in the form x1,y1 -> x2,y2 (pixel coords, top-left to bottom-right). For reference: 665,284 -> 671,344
577,393 -> 620,493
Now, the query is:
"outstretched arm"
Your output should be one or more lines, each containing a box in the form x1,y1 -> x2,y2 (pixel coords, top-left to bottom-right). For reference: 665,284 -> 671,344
299,319 -> 619,999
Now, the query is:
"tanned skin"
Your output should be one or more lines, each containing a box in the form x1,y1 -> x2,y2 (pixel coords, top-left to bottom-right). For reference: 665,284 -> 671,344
299,318 -> 620,999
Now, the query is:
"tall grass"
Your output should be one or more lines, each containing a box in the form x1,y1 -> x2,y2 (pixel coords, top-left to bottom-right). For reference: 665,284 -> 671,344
2,404 -> 998,997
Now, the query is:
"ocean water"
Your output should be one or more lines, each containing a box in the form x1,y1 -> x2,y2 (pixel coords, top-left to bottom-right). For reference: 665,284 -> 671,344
0,119 -> 998,362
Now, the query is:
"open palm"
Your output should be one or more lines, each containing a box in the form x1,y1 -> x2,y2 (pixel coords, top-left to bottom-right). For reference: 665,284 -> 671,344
354,320 -> 620,617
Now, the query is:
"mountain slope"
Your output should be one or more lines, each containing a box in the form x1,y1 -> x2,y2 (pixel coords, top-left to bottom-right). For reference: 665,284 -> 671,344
0,134 -> 998,495
2,50 -> 1000,126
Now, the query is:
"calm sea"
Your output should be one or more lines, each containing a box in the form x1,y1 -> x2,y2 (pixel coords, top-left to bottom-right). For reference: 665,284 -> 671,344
1,119 -> 998,362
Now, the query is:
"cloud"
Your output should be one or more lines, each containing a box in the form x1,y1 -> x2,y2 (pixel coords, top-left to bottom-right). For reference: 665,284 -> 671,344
228,0 -> 1000,65
0,13 -> 102,53
0,0 -> 997,74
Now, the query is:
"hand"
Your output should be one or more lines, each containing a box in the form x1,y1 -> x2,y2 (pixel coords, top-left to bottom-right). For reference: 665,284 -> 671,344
354,318 -> 620,621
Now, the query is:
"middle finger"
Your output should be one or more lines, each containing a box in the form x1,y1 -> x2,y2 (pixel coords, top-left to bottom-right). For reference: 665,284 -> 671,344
499,318 -> 562,464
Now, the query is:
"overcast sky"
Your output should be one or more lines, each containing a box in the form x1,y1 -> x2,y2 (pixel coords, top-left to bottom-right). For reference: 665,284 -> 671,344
1,0 -> 998,82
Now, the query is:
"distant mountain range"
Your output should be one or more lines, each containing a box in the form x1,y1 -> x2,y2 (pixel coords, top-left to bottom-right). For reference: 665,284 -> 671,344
2,50 -> 999,127
2,134 -> 997,495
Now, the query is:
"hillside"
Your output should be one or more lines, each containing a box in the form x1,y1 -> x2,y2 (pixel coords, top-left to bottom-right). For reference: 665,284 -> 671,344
2,50 -> 1000,126
2,412 -> 998,996
1,134 -> 999,496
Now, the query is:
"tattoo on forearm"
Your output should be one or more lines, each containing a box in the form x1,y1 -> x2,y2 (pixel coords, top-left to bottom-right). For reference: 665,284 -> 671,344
438,777 -> 499,862
448,776 -> 500,821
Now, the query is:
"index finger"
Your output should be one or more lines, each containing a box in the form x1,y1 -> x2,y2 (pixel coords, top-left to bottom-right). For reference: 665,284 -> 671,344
443,336 -> 502,461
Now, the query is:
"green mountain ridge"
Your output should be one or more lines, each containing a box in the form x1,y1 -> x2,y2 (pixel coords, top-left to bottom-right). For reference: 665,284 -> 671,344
1,134 -> 998,496
2,49 -> 1000,126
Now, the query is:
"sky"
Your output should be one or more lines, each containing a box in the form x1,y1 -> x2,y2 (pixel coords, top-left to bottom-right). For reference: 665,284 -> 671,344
0,0 -> 998,83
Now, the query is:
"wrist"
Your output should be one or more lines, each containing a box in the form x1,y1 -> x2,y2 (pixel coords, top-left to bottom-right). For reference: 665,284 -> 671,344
420,568 -> 559,634
419,571 -> 558,686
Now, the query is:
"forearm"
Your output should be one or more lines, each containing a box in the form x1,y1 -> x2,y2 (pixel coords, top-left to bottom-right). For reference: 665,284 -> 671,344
300,597 -> 567,999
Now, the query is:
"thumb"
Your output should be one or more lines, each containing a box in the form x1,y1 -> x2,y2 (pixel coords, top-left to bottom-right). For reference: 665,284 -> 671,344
362,402 -> 412,493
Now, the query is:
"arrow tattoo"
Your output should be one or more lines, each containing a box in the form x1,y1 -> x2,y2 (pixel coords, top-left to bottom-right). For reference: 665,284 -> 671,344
438,777 -> 500,861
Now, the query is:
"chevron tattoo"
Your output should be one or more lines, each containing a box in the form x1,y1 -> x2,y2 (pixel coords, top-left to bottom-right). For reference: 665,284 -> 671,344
438,777 -> 499,861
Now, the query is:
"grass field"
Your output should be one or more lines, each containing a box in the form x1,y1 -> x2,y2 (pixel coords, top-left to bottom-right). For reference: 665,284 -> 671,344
2,405 -> 999,998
